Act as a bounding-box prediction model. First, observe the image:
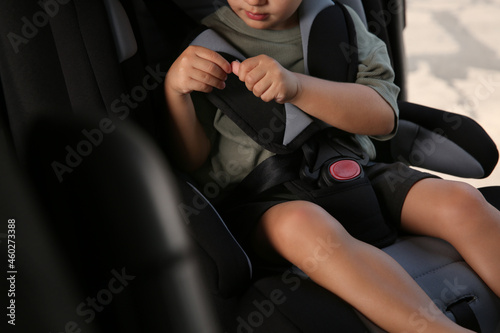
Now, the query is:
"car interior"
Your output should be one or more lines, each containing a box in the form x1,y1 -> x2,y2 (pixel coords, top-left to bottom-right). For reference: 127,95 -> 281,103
0,0 -> 499,332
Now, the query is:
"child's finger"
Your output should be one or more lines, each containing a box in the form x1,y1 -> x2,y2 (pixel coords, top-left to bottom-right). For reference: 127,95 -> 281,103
236,57 -> 259,83
195,47 -> 232,74
250,77 -> 273,99
190,68 -> 227,90
192,57 -> 229,82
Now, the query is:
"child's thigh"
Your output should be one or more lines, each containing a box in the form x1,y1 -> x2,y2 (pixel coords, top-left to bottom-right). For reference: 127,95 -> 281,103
400,178 -> 489,238
254,200 -> 352,260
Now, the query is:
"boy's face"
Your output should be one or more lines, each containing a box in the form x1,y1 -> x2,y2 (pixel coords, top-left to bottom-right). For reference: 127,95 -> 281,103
227,0 -> 302,30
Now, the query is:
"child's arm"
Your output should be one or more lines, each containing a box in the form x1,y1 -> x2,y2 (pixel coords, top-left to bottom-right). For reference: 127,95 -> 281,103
232,56 -> 395,137
165,45 -> 231,171
290,73 -> 395,136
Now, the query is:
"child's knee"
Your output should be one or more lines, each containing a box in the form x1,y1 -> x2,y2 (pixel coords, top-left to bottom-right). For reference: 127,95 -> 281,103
260,200 -> 348,251
437,181 -> 489,231
262,201 -> 324,238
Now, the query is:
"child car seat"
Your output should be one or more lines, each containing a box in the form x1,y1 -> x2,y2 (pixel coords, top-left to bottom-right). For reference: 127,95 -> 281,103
0,0 -> 499,332
144,0 -> 500,331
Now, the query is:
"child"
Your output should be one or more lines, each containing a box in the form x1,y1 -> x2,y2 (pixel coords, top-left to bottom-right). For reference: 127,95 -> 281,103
165,0 -> 500,331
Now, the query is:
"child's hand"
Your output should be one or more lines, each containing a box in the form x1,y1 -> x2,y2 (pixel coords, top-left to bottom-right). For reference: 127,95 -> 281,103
166,45 -> 232,96
232,55 -> 300,104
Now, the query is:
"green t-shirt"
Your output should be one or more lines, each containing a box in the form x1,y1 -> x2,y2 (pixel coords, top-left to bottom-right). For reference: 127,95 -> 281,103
192,5 -> 400,196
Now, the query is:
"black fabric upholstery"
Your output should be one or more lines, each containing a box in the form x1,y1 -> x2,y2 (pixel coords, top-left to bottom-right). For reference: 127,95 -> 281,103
380,236 -> 500,333
400,101 -> 498,177
361,0 -> 407,99
0,1 -> 218,331
139,0 -> 199,65
120,0 -> 197,151
0,0 -> 127,161
176,179 -> 253,298
479,186 -> 500,210
235,272 -> 368,333
308,3 -> 358,84
339,0 -> 368,25
0,128 -> 95,333
27,114 -> 219,333
0,0 -> 75,158
374,102 -> 498,179
51,0 -> 124,115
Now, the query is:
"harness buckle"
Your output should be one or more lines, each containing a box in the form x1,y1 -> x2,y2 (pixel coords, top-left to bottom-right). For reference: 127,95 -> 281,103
320,158 -> 364,187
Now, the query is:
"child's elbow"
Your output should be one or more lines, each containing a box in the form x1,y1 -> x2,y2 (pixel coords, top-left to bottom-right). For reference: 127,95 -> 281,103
379,107 -> 397,136
383,118 -> 396,136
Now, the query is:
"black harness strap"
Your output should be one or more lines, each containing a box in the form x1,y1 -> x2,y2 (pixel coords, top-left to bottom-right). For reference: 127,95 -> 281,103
447,299 -> 482,333
228,151 -> 303,204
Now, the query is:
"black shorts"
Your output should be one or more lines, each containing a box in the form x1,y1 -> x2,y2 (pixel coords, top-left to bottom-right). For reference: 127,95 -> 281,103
218,162 -> 438,250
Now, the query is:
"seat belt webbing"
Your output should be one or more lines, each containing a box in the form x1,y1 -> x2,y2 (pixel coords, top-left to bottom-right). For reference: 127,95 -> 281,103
448,300 -> 481,333
224,152 -> 302,206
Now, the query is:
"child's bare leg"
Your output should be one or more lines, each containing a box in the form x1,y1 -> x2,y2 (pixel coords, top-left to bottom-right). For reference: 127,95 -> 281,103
401,179 -> 500,297
256,200 -> 472,333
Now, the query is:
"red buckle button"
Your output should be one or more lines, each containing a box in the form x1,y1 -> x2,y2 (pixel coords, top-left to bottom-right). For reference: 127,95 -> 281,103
329,160 -> 361,181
